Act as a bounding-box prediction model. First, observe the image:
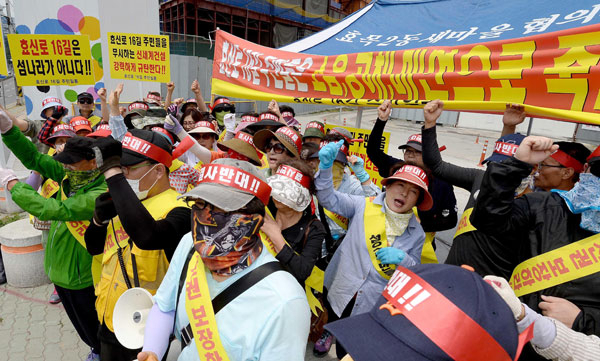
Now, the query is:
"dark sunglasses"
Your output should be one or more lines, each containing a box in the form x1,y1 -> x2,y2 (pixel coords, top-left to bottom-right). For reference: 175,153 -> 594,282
265,142 -> 287,154
78,98 -> 93,104
192,133 -> 216,140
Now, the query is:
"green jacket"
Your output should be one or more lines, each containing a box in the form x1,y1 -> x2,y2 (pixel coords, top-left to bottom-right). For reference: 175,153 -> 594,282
2,126 -> 107,290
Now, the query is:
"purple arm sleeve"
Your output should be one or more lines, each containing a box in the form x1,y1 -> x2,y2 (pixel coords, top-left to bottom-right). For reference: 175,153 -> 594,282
25,172 -> 43,190
142,303 -> 175,359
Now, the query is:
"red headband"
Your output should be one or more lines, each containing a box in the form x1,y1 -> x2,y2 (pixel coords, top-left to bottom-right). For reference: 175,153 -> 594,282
186,98 -> 197,103
235,131 -> 256,146
197,164 -> 271,205
146,93 -> 161,102
588,146 -> 600,162
407,134 -> 422,144
329,128 -> 353,144
71,118 -> 91,129
212,98 -> 231,108
320,140 -> 349,156
494,141 -> 519,157
551,150 -> 584,173
306,121 -> 325,133
194,121 -> 216,131
259,113 -> 279,122
128,102 -> 149,112
383,267 -> 533,361
151,127 -> 175,144
276,126 -> 302,151
276,165 -> 310,189
241,115 -> 259,123
122,132 -> 173,167
281,111 -> 294,119
52,124 -> 74,134
42,97 -> 62,107
96,124 -> 111,131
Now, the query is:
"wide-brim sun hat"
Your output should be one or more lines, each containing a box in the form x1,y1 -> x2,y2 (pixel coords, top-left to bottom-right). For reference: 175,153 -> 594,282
381,164 -> 433,211
253,126 -> 302,158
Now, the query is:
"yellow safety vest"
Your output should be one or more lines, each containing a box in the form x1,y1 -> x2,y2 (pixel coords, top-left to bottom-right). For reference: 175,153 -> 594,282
89,115 -> 102,128
411,208 -> 438,264
94,188 -> 187,331
453,207 -> 477,239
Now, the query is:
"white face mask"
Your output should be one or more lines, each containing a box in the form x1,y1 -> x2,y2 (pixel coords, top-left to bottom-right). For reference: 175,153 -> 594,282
125,164 -> 159,200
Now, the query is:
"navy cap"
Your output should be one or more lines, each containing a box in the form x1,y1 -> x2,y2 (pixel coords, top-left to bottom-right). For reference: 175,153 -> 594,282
325,264 -> 520,361
53,136 -> 96,164
483,133 -> 525,164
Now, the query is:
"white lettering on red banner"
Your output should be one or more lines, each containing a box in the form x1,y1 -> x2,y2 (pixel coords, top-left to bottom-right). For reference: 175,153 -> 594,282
494,141 -> 519,156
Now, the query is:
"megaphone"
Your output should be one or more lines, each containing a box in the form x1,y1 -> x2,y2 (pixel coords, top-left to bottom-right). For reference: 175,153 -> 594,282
113,287 -> 155,349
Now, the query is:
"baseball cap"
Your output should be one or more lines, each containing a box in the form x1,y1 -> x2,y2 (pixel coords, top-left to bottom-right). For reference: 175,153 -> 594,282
253,126 -> 302,157
181,158 -> 271,211
120,129 -> 173,167
398,134 -> 423,152
53,136 -> 97,164
381,165 -> 433,211
217,131 -> 262,166
87,124 -> 112,138
326,264 -> 526,361
47,124 -> 76,144
303,121 -> 325,140
77,92 -> 94,102
41,97 -> 63,111
329,127 -> 354,145
483,133 -> 526,164
131,107 -> 167,129
70,116 -> 93,134
188,120 -> 218,136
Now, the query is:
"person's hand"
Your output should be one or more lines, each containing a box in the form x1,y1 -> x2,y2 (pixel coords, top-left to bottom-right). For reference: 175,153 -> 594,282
51,105 -> 68,120
173,98 -> 185,105
423,99 -> 443,129
119,106 -> 127,117
166,82 -> 175,93
260,213 -> 281,237
167,104 -> 178,117
137,351 -> 159,361
539,295 -> 581,328
268,100 -> 281,116
164,114 -> 183,134
0,109 -> 14,134
378,100 -> 392,121
483,275 -> 525,320
97,88 -> 107,103
375,247 -> 406,265
514,136 -> 558,166
348,155 -> 370,183
191,79 -> 201,95
318,140 -> 344,170
92,136 -> 123,173
0,168 -> 18,190
109,83 -> 124,116
224,113 -> 236,132
502,103 -> 526,127
93,192 -> 117,225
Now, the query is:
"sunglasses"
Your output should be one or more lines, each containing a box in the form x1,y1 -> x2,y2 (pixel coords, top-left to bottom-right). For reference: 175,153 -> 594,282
265,142 -> 287,154
78,98 -> 93,104
192,133 -> 216,140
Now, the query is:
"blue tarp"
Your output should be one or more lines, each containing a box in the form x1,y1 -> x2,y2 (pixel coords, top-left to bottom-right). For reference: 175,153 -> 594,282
280,0 -> 600,54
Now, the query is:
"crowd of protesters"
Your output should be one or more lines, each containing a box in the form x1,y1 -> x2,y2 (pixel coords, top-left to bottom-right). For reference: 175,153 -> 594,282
0,79 -> 598,361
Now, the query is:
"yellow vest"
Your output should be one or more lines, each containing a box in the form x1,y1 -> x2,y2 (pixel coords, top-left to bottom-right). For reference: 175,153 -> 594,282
94,188 -> 187,331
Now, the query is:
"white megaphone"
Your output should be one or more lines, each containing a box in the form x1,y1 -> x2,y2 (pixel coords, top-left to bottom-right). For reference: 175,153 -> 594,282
113,287 -> 155,350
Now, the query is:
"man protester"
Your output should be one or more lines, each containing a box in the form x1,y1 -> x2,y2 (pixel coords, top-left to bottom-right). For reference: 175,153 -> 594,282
533,141 -> 590,192
0,109 -> 105,361
84,129 -> 191,360
471,138 -> 600,360
65,92 -> 103,128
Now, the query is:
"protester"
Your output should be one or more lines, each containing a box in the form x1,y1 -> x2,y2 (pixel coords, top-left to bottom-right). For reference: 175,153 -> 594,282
136,158 -> 310,361
71,116 -> 93,136
303,121 -> 326,145
471,138 -> 600,360
144,91 -> 162,106
534,141 -> 590,192
217,131 -> 264,166
0,109 -> 105,360
267,99 -> 300,128
486,275 -> 600,361
188,120 -> 219,151
325,264 -> 531,361
87,124 -> 113,139
253,125 -> 303,176
244,112 -> 285,135
65,91 -> 102,127
422,100 -> 527,279
84,129 -> 191,361
234,112 -> 260,134
37,103 -> 69,145
164,80 -> 208,114
315,140 -> 431,358
211,96 -> 235,132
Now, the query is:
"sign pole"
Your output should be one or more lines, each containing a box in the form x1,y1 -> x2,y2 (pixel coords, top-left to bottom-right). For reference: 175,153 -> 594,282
355,106 -> 363,128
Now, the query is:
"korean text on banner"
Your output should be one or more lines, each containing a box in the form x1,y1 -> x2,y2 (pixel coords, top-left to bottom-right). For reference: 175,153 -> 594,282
324,124 -> 389,186
8,34 -> 94,86
0,26 -> 8,76
211,28 -> 600,125
107,32 -> 170,83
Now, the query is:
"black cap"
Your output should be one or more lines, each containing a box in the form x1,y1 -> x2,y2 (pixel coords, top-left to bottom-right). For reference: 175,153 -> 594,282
77,92 -> 94,101
53,136 -> 97,164
121,129 -> 173,167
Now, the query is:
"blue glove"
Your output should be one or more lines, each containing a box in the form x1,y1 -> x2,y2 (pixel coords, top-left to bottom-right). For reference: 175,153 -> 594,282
164,114 -> 183,134
375,247 -> 406,265
349,156 -> 370,183
318,140 -> 344,170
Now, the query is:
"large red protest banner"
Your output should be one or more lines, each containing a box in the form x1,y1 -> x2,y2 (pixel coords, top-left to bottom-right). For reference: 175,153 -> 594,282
211,27 -> 600,125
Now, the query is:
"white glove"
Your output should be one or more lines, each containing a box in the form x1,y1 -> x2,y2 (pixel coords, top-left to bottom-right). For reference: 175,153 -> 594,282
0,168 -> 18,188
483,275 -> 524,320
224,113 -> 236,133
0,110 -> 13,134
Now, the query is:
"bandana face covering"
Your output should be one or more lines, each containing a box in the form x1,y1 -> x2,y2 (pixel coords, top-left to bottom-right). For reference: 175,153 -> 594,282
332,161 -> 345,189
65,168 -> 101,193
553,173 -> 600,233
192,206 -> 264,276
215,111 -> 228,127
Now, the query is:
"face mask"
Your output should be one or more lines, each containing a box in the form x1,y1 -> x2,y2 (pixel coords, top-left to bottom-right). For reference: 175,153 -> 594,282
125,164 -> 159,200
55,143 -> 66,153
215,111 -> 228,126
192,207 -> 263,276
553,173 -> 600,233
332,161 -> 345,189
65,168 -> 101,193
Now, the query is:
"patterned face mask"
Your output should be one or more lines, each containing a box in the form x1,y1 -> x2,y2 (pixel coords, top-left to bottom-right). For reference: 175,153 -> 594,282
554,173 -> 600,233
267,174 -> 311,212
192,206 -> 263,276
64,168 -> 101,193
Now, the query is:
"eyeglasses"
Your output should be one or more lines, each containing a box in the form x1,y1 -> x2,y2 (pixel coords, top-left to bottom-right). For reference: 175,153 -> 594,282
538,162 -> 565,170
403,148 -> 421,156
121,162 -> 151,175
265,142 -> 287,154
78,98 -> 93,105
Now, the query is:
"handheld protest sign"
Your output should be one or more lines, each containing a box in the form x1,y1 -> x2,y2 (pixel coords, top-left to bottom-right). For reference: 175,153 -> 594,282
107,32 -> 170,83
